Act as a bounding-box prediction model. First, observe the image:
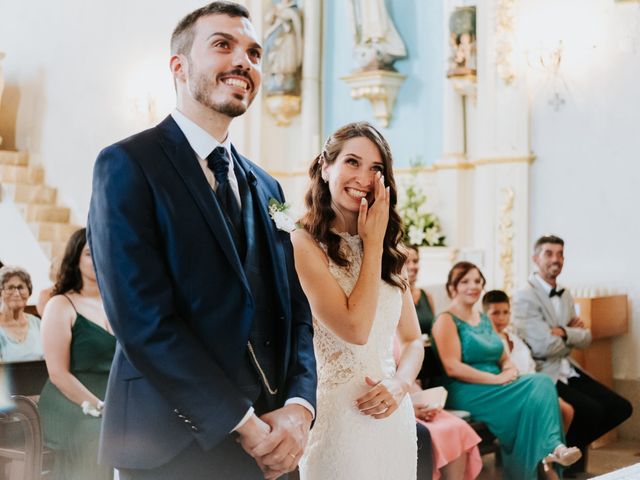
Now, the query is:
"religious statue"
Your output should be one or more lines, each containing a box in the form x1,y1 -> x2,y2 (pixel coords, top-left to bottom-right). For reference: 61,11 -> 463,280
447,7 -> 477,78
346,0 -> 407,72
264,0 -> 303,95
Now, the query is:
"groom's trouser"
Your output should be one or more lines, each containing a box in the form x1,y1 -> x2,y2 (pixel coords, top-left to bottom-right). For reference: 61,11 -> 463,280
556,367 -> 632,473
118,435 -> 264,480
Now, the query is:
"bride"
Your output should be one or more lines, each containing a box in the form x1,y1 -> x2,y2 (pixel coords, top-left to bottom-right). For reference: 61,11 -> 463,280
292,122 -> 423,479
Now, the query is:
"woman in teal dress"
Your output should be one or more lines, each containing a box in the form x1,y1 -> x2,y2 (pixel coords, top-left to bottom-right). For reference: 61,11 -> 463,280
39,228 -> 115,480
431,262 -> 581,480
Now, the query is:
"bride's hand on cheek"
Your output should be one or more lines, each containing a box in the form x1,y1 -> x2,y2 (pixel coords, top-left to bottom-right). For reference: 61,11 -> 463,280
355,376 -> 409,419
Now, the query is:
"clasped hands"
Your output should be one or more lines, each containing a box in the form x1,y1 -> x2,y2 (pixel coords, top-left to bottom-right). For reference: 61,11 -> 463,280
354,376 -> 409,419
237,404 -> 312,479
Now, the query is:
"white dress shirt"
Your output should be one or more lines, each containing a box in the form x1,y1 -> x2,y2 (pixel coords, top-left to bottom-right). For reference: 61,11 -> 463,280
533,273 -> 579,383
171,110 -> 315,430
171,109 -> 241,207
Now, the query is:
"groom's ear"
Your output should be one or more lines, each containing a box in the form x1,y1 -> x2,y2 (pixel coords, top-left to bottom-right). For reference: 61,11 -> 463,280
170,54 -> 188,85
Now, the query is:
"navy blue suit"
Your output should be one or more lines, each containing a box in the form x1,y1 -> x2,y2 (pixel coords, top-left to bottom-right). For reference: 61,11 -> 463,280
87,116 -> 316,475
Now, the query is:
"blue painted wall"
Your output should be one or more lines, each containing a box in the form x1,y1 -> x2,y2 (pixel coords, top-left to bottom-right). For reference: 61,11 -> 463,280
322,0 -> 444,167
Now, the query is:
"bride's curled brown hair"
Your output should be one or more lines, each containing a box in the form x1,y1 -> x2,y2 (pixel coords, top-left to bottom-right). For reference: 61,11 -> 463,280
299,121 -> 407,289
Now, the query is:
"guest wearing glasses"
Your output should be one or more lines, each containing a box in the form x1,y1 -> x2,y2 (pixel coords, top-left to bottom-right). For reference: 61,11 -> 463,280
0,265 -> 43,362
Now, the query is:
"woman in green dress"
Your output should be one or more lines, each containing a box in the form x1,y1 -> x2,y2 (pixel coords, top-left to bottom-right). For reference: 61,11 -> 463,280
39,228 -> 116,480
431,261 -> 581,480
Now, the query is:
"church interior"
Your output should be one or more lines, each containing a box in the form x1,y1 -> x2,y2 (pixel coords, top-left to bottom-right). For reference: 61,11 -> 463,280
0,0 -> 639,478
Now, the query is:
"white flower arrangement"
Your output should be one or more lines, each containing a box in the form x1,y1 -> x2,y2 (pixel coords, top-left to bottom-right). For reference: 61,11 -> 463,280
268,198 -> 298,233
399,168 -> 446,247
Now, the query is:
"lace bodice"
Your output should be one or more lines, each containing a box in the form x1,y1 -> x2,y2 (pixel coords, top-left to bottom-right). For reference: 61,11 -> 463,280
313,232 -> 403,389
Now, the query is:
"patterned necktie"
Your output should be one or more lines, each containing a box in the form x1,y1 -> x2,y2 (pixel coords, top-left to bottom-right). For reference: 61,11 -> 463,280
549,288 -> 565,298
206,147 -> 243,236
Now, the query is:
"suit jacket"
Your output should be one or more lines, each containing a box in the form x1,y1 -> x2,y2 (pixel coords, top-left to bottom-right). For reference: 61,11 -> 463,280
87,116 -> 317,469
512,273 -> 591,381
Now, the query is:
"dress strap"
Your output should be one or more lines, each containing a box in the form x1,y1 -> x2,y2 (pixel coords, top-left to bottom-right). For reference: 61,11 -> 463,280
62,294 -> 78,313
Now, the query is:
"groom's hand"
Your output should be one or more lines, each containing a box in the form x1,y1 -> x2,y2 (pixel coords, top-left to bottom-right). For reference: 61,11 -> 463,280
236,414 -> 272,473
252,404 -> 313,479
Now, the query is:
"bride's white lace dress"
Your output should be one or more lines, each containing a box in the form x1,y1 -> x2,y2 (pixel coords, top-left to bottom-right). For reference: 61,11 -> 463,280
299,232 -> 417,480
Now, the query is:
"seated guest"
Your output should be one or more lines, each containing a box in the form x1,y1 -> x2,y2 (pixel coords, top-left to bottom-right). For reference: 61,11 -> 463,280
0,265 -> 44,361
39,228 -> 115,480
36,257 -> 60,317
431,261 -> 581,480
405,245 -> 437,337
512,235 -> 633,474
483,289 -> 574,432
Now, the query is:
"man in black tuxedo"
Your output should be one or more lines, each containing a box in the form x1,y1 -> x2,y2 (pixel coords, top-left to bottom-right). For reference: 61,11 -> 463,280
88,2 -> 316,479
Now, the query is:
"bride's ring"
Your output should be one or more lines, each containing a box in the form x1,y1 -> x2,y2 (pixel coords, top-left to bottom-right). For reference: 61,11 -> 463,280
288,453 -> 297,460
382,400 -> 389,408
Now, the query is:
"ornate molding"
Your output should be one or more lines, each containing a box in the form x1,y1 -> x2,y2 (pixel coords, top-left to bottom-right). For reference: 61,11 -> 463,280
267,155 -> 535,178
472,155 -> 536,166
264,94 -> 301,126
341,70 -> 406,128
498,187 -> 515,295
495,0 -> 517,85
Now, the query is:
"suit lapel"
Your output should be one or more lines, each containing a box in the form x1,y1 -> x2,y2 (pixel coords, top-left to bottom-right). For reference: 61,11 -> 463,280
528,274 -> 559,326
155,116 -> 249,289
233,148 -> 290,314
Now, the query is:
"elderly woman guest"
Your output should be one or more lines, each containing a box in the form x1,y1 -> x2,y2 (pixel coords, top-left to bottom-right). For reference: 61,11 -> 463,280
431,262 -> 581,480
39,228 -> 115,480
0,265 -> 44,362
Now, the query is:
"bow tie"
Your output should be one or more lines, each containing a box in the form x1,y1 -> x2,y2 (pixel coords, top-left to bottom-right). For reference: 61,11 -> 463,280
549,288 -> 565,298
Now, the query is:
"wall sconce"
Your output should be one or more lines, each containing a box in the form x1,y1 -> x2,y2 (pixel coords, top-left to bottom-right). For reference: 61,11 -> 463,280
341,70 -> 406,128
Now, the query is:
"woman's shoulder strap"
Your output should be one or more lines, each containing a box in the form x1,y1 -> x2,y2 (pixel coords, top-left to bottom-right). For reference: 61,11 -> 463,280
62,294 -> 78,314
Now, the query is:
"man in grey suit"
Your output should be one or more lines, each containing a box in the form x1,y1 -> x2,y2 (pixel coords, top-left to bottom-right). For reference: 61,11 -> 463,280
512,235 -> 632,474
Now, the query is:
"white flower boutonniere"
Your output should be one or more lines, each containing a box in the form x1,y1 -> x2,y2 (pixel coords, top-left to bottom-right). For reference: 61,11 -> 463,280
268,198 -> 298,233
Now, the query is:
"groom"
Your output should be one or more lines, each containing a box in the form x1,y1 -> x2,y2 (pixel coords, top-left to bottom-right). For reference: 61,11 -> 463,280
87,2 -> 316,479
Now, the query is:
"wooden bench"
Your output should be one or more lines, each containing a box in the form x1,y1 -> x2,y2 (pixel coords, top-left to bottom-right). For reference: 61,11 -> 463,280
0,362 -> 55,479
0,395 -> 55,479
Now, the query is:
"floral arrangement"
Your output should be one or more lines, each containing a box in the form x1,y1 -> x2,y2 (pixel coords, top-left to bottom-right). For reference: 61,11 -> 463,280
398,166 -> 446,247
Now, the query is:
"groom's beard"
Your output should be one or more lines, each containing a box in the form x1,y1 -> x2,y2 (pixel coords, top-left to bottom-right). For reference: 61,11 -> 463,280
189,64 -> 253,118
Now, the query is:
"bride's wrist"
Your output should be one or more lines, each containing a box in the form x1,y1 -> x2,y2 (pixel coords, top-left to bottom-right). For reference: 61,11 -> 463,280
392,376 -> 411,394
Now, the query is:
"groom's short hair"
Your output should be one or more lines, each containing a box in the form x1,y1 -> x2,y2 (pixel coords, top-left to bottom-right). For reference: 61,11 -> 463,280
171,1 -> 251,56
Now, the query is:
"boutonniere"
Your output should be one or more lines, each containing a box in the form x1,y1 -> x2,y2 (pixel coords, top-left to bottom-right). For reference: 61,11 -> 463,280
268,198 -> 298,233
